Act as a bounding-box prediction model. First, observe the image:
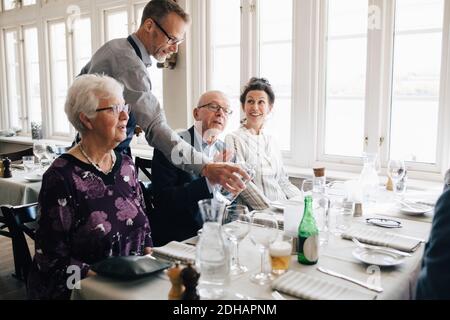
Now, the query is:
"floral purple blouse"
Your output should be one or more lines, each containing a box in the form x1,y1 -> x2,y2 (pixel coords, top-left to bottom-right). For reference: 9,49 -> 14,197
27,153 -> 152,300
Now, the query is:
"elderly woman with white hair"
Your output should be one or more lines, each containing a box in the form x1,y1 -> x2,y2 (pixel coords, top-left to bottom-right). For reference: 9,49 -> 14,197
27,74 -> 152,300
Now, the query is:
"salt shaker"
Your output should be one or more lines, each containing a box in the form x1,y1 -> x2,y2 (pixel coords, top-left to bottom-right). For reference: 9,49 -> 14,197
353,203 -> 363,217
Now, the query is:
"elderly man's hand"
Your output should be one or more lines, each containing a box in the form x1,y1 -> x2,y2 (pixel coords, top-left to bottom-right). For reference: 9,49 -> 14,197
202,163 -> 250,193
213,149 -> 235,163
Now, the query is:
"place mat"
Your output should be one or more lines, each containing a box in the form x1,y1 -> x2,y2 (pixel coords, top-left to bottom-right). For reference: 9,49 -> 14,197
152,241 -> 196,264
271,270 -> 377,300
341,227 -> 422,252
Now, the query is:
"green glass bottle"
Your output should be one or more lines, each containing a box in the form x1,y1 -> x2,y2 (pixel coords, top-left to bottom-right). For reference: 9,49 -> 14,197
297,195 -> 319,265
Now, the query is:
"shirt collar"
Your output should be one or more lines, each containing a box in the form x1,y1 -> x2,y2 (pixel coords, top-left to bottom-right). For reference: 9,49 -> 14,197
193,126 -> 218,151
130,34 -> 153,68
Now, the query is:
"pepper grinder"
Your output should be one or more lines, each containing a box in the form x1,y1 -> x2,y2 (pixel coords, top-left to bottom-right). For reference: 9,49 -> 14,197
180,263 -> 200,300
2,157 -> 12,178
166,262 -> 184,300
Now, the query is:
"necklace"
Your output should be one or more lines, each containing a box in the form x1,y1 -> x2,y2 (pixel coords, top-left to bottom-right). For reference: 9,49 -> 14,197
78,143 -> 116,174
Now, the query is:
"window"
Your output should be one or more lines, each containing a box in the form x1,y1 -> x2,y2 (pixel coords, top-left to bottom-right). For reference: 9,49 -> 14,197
3,0 -> 14,10
323,0 -> 368,158
208,0 -> 241,135
2,0 -> 35,10
72,17 -> 92,77
0,1 -> 165,143
259,0 -> 293,151
389,0 -> 444,164
200,0 -> 450,176
4,29 -> 21,129
206,0 -> 293,148
23,26 -> 41,126
3,25 -> 40,133
104,8 -> 128,42
48,20 -> 69,135
22,0 -> 36,6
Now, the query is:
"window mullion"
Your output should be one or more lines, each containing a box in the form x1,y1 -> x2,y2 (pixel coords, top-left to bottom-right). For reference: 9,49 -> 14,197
240,0 -> 255,86
364,0 -> 394,163
18,25 -> 29,133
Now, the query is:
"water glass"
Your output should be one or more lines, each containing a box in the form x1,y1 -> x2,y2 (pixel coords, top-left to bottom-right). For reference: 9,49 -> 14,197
269,234 -> 293,275
214,162 -> 256,204
22,156 -> 35,172
387,159 -> 406,197
335,201 -> 354,233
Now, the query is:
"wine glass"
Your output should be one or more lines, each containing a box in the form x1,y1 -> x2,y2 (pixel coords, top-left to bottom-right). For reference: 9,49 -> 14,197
301,179 -> 314,199
33,141 -> 47,170
222,205 -> 251,275
387,159 -> 406,197
249,211 -> 278,285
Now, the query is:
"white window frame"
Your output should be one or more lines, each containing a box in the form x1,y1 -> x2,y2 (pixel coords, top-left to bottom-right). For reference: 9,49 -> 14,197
191,0 -> 450,180
314,0 -> 450,180
1,24 -> 40,135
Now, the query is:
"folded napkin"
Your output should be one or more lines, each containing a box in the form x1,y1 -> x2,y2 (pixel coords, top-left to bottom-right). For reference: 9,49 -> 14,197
152,241 -> 196,264
341,227 -> 422,252
272,270 -> 377,300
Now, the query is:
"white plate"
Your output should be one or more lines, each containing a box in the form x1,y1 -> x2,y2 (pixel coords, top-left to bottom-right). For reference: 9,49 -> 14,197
270,201 -> 285,211
352,247 -> 404,267
24,174 -> 43,182
398,203 -> 434,216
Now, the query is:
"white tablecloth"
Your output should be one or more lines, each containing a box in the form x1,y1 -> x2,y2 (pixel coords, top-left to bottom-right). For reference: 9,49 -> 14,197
71,211 -> 431,300
0,169 -> 41,205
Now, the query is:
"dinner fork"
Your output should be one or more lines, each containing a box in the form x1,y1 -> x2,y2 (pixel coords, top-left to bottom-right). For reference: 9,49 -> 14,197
352,237 -> 411,257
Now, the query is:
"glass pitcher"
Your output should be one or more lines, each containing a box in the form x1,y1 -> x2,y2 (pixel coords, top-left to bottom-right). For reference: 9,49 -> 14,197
196,199 -> 230,299
359,152 -> 380,204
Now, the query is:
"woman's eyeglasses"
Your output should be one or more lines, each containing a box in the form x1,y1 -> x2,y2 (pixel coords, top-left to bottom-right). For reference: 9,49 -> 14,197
197,103 -> 233,115
96,104 -> 130,115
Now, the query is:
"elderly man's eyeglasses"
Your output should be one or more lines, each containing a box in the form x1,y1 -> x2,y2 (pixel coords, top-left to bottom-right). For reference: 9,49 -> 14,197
152,18 -> 185,45
96,104 -> 130,115
197,103 -> 233,115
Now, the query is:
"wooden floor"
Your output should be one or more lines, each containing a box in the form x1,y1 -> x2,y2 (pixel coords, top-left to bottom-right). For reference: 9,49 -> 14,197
0,235 -> 32,300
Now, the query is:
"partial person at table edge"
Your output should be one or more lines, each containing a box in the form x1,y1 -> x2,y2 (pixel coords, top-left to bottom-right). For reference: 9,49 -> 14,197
416,187 -> 450,299
27,74 -> 153,300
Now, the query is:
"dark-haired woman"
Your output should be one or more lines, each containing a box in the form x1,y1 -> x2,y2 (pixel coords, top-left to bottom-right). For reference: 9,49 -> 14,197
226,78 -> 301,205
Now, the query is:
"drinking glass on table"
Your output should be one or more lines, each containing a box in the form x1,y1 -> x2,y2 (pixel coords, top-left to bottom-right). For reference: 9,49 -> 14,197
222,205 -> 251,275
22,156 -> 36,172
387,159 -> 406,198
214,162 -> 256,204
249,211 -> 278,285
33,141 -> 47,169
269,234 -> 293,275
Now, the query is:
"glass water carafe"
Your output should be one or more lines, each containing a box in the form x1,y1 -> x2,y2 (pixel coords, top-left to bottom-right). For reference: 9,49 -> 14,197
196,199 -> 230,299
359,152 -> 380,204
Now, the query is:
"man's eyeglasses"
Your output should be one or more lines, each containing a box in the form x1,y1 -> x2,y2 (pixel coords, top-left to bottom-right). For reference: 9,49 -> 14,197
152,18 -> 185,45
197,103 -> 233,115
96,104 -> 130,115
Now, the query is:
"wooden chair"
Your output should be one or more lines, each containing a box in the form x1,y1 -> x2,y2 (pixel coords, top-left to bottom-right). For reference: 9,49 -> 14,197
0,210 -> 11,238
135,156 -> 152,181
0,147 -> 34,162
0,203 -> 38,281
134,156 -> 154,211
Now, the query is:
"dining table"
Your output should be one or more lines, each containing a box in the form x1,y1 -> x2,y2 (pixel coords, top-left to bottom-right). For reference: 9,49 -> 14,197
71,187 -> 436,301
0,167 -> 42,206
